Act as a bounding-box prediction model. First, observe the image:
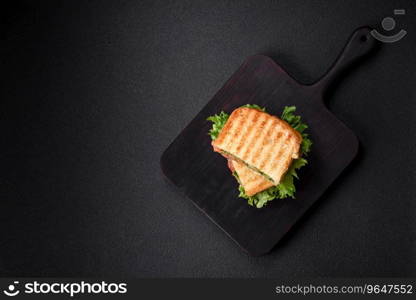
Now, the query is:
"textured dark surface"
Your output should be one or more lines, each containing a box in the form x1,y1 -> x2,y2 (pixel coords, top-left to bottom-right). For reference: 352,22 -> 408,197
161,27 -> 377,256
1,0 -> 415,277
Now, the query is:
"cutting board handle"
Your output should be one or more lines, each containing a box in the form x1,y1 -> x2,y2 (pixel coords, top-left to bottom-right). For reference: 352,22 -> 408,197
313,26 -> 378,95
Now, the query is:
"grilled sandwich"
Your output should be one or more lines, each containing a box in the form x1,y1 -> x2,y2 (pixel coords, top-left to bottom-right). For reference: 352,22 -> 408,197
212,107 -> 302,185
228,160 -> 274,196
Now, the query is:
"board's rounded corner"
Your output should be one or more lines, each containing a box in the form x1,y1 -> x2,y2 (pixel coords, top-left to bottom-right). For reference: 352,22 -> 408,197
159,149 -> 171,178
246,248 -> 270,257
244,54 -> 275,65
250,54 -> 303,86
245,236 -> 281,257
346,128 -> 360,160
251,53 -> 272,60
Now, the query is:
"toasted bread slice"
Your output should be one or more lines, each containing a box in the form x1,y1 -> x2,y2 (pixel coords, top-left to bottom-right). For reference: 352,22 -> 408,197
212,107 -> 302,184
230,160 -> 274,196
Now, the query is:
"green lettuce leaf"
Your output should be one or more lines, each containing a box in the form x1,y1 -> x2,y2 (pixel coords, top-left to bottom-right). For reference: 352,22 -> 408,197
241,104 -> 266,111
206,111 -> 229,140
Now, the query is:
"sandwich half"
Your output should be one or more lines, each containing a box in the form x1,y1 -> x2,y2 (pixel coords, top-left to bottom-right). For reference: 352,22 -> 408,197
212,107 -> 302,185
228,160 -> 274,196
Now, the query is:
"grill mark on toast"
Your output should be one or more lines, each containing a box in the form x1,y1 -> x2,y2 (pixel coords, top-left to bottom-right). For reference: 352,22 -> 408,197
241,115 -> 271,162
267,133 -> 290,181
213,107 -> 303,186
224,109 -> 251,151
258,131 -> 284,171
215,108 -> 246,149
213,113 -> 234,146
238,111 -> 265,160
244,117 -> 299,183
218,110 -> 241,149
250,118 -> 277,167
231,109 -> 258,154
268,134 -> 292,181
280,149 -> 294,182
269,133 -> 291,170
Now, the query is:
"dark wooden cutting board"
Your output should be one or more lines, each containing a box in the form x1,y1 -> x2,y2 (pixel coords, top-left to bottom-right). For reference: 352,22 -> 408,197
160,27 -> 378,256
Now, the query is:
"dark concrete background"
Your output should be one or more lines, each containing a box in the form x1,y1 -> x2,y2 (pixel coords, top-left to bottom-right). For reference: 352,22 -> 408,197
1,0 -> 415,277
